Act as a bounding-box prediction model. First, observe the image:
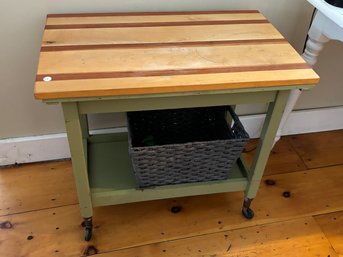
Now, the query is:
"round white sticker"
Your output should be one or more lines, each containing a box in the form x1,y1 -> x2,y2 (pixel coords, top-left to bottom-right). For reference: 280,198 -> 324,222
43,76 -> 52,82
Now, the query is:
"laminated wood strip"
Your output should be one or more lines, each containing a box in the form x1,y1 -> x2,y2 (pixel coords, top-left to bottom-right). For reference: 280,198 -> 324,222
47,10 -> 260,18
40,39 -> 287,52
36,44 -> 307,75
41,24 -> 283,47
46,13 -> 266,26
34,69 -> 319,99
44,19 -> 268,29
36,63 -> 310,82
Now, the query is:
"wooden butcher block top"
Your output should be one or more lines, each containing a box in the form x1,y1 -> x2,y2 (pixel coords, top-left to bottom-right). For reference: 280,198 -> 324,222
34,10 -> 319,100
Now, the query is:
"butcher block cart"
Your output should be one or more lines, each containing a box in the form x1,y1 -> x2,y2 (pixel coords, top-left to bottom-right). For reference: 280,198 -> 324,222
34,10 -> 319,241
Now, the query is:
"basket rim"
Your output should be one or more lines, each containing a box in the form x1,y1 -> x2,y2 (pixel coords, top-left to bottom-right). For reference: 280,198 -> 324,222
127,106 -> 249,149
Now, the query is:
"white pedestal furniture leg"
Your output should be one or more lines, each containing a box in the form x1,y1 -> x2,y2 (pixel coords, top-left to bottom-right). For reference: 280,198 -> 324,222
273,89 -> 302,144
274,10 -> 332,146
302,12 -> 330,65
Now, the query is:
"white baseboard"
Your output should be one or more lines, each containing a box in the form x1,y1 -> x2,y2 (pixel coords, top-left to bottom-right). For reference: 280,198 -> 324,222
241,106 -> 343,138
1,107 -> 342,166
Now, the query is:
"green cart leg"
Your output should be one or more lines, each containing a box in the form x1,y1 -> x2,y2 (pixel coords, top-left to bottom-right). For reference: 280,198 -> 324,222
62,103 -> 93,240
226,105 -> 236,126
242,90 -> 290,218
80,114 -> 89,139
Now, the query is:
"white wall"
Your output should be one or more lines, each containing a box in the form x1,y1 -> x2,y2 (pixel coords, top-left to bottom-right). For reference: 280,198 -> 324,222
0,0 -> 342,139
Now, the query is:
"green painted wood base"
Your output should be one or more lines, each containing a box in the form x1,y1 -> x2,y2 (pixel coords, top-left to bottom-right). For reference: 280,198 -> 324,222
60,87 -> 308,220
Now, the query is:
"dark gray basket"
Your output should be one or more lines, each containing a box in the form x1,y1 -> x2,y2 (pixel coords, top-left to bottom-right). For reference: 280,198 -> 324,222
127,106 -> 249,188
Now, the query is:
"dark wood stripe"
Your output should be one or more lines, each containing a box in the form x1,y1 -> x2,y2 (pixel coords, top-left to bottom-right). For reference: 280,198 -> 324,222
45,19 -> 268,29
36,63 -> 310,81
41,39 -> 287,52
47,10 -> 260,18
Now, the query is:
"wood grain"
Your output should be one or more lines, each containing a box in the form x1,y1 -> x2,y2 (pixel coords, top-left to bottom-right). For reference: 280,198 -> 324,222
315,212 -> 343,256
45,19 -> 269,29
37,44 -> 306,75
47,10 -> 260,18
86,165 -> 342,251
41,39 -> 287,52
288,130 -> 343,169
1,131 -> 342,256
243,137 -> 307,176
5,213 -> 336,257
0,161 -> 77,216
0,205 -> 82,257
34,69 -> 318,100
0,164 -> 342,256
95,217 -> 338,257
46,12 -> 266,26
35,10 -> 319,100
41,23 -> 283,47
36,63 -> 311,82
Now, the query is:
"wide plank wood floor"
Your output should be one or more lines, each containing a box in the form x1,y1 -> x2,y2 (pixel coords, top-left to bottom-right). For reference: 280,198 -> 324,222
0,130 -> 342,257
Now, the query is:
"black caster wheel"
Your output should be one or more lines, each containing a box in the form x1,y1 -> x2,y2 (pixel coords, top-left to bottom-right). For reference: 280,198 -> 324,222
82,217 -> 93,241
84,227 -> 92,241
242,207 -> 254,219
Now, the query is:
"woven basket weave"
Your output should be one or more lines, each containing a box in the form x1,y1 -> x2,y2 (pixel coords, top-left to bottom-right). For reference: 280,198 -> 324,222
127,106 -> 249,188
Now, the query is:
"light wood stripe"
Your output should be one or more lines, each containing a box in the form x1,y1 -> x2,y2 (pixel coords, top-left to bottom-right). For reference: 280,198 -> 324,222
34,69 -> 319,99
41,39 -> 287,52
37,44 -> 306,75
45,19 -> 268,29
36,63 -> 310,81
47,10 -> 260,18
42,24 -> 283,48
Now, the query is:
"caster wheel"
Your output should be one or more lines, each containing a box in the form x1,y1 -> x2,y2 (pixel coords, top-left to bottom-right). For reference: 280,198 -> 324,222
84,228 -> 92,241
242,207 -> 254,219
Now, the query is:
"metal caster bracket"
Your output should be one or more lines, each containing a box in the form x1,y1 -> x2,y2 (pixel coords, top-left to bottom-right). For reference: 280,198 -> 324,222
242,198 -> 255,219
83,217 -> 93,241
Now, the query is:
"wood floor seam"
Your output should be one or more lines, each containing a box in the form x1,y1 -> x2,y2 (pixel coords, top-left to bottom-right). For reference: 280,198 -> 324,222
305,162 -> 343,170
313,210 -> 343,218
312,217 -> 341,256
0,203 -> 78,218
284,136 -> 310,170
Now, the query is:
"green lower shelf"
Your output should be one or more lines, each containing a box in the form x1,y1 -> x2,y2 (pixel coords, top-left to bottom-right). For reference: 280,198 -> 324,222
88,133 -> 249,207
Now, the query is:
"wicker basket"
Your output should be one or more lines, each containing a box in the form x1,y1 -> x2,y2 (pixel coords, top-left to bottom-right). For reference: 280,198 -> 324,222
127,106 -> 249,188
